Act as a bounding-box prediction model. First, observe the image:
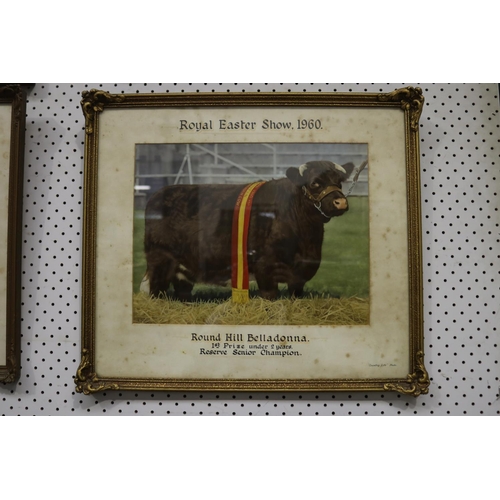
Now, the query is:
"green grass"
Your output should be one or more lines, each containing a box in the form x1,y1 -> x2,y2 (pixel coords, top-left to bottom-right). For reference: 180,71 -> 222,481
133,196 -> 369,299
306,196 -> 369,297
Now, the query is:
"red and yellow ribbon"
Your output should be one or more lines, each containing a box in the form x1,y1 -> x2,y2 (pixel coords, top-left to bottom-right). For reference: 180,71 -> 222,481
231,181 -> 265,303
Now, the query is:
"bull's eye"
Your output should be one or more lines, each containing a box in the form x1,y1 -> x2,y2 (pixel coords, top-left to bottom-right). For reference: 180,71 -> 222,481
310,180 -> 321,189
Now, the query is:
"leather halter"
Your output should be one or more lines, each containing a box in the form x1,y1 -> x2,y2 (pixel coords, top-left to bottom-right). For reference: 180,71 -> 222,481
302,184 -> 343,204
301,184 -> 345,219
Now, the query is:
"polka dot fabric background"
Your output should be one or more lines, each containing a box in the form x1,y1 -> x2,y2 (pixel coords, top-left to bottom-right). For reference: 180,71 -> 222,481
1,83 -> 499,416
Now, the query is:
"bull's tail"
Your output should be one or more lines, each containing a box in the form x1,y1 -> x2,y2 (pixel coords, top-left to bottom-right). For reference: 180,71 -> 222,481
139,274 -> 151,294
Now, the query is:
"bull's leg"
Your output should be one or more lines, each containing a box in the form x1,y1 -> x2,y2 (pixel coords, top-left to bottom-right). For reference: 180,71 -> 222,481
287,261 -> 319,298
273,262 -> 311,298
287,281 -> 306,298
257,282 -> 279,301
172,265 -> 195,302
145,248 -> 178,298
254,261 -> 282,300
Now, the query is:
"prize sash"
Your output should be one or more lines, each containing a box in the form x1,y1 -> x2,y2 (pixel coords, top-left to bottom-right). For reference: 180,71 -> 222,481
231,181 -> 265,303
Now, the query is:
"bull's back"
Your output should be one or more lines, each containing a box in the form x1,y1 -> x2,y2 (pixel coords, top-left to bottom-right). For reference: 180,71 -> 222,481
144,184 -> 249,282
145,184 -> 244,237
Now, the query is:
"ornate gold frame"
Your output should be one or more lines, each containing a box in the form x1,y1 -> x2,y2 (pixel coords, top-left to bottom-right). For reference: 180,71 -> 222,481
76,87 -> 428,396
0,84 -> 27,383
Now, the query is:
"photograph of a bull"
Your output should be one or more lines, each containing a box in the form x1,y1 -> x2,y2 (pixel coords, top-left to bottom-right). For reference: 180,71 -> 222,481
142,160 -> 355,301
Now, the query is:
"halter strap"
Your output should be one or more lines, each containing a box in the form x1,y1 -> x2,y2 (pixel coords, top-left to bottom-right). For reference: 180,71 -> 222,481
301,185 -> 345,219
302,184 -> 343,203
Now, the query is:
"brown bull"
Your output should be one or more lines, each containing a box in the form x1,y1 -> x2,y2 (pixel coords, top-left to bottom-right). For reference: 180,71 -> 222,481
141,160 -> 354,301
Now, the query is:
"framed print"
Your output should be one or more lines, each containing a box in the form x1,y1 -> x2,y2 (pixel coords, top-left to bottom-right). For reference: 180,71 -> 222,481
0,84 -> 26,383
75,87 -> 429,396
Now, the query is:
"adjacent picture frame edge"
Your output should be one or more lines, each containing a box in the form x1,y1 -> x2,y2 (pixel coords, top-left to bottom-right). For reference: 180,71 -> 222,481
0,84 -> 28,384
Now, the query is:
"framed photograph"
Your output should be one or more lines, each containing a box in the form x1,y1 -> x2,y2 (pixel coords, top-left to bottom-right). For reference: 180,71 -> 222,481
76,87 -> 429,396
0,84 -> 26,383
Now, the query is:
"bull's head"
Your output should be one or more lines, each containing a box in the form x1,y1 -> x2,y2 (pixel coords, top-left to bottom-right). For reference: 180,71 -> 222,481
286,160 -> 355,220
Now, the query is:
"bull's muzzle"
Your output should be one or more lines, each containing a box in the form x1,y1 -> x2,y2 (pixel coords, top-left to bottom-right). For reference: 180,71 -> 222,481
333,197 -> 348,211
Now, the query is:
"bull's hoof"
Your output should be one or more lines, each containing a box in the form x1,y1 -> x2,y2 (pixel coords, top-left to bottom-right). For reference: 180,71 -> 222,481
260,290 -> 279,301
174,291 -> 193,302
149,290 -> 169,300
289,289 -> 304,299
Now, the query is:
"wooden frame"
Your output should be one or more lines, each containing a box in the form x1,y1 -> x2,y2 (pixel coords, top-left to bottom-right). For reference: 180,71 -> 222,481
0,84 -> 26,383
75,87 -> 429,396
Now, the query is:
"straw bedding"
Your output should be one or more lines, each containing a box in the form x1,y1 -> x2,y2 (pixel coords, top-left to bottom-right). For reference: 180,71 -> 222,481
133,293 -> 369,326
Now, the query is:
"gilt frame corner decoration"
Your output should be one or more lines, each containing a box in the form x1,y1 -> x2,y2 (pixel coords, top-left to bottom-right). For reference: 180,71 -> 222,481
75,86 -> 429,397
0,84 -> 27,384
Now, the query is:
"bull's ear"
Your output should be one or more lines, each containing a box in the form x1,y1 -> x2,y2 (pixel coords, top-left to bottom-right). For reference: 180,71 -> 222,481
286,166 -> 306,186
341,162 -> 356,180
